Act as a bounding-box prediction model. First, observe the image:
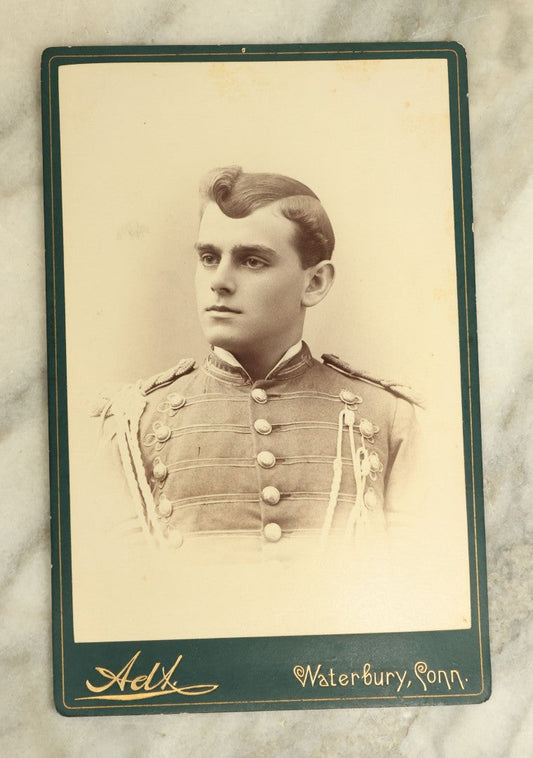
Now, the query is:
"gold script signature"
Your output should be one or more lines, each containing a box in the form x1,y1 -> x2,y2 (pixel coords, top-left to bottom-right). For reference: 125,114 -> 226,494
75,650 -> 219,701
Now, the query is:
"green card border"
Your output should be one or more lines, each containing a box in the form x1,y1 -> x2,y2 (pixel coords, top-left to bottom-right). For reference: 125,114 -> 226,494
41,42 -> 490,716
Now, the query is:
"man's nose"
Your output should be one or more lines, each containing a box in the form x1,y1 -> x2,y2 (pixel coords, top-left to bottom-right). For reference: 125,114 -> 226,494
210,258 -> 236,294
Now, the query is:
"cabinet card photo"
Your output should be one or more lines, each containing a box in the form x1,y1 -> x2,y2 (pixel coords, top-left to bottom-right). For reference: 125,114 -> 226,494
42,43 -> 490,715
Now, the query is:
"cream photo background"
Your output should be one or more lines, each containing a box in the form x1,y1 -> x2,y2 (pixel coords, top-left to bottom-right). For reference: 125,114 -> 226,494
56,57 -> 472,641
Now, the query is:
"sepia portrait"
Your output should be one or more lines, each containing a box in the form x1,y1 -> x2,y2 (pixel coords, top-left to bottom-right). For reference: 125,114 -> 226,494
56,55 -> 472,644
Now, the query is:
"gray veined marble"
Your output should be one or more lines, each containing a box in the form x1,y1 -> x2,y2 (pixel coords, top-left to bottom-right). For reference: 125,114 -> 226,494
0,0 -> 532,755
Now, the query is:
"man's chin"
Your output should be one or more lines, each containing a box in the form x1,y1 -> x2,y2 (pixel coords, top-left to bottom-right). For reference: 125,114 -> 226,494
203,329 -> 248,355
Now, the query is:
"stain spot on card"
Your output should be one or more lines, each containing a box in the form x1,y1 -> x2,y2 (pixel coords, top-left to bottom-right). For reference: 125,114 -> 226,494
117,221 -> 149,240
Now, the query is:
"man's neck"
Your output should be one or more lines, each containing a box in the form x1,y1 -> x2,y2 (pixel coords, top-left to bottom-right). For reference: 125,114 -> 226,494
213,341 -> 303,381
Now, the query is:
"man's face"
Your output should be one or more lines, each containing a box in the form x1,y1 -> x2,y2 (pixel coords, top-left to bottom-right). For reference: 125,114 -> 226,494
195,202 -> 310,364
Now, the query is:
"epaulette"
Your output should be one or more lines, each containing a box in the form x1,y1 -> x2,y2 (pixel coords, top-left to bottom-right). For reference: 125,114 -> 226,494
139,358 -> 196,396
322,353 -> 424,407
89,383 -> 122,417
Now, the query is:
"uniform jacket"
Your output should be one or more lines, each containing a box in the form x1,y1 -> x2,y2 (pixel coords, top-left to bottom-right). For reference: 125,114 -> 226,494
96,343 -> 423,562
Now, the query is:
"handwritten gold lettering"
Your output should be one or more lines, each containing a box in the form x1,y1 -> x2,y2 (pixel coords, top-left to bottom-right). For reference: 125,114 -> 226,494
451,669 -> 465,690
293,660 -> 466,694
293,664 -> 322,687
414,661 -> 466,692
76,651 -> 219,701
414,660 -> 429,690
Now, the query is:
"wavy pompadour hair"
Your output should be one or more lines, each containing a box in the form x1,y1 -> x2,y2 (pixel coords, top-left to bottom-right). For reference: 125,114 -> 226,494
199,166 -> 335,268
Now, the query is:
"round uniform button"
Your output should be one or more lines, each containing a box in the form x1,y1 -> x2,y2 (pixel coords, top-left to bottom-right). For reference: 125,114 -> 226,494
167,392 -> 186,410
153,460 -> 168,481
263,522 -> 282,542
155,424 -> 172,442
359,418 -> 375,438
167,528 -> 184,549
157,496 -> 173,517
251,388 -> 268,404
261,486 -> 281,505
254,418 -> 272,435
257,451 -> 276,469
340,389 -> 358,405
369,451 -> 382,472
364,489 -> 378,510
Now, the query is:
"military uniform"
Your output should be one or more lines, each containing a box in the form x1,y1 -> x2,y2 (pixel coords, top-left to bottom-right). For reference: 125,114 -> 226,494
96,342 -> 423,565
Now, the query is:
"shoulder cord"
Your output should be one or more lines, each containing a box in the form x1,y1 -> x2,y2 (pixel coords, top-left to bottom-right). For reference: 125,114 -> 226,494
320,405 -> 369,550
319,408 -> 345,550
344,409 -> 370,544
112,386 -> 167,547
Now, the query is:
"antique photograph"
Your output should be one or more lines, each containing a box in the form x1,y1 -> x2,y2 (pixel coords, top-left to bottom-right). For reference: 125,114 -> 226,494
56,55 -> 472,643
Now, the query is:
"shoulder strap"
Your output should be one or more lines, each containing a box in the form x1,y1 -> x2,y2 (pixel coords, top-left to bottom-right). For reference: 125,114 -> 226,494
90,358 -> 196,416
321,353 -> 424,407
139,358 -> 196,396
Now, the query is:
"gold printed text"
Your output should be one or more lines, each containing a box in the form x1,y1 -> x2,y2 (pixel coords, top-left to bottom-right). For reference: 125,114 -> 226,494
76,650 -> 219,701
293,660 -> 467,694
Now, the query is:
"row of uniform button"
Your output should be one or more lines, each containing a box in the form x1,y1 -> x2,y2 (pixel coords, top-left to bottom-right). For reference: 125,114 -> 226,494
253,386 -> 362,407
157,486 -> 281,514
163,522 -> 283,549
251,389 -> 282,540
157,484 -> 377,515
159,386 -> 360,411
251,391 -> 275,477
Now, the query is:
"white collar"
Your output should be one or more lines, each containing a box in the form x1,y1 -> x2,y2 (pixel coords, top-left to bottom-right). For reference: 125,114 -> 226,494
213,341 -> 303,378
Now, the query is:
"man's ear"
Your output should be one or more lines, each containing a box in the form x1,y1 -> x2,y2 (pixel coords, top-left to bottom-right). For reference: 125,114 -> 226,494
302,261 -> 335,308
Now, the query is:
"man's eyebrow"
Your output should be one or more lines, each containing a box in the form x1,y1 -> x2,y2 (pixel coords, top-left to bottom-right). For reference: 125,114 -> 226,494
195,243 -> 220,253
231,244 -> 278,257
194,242 -> 279,257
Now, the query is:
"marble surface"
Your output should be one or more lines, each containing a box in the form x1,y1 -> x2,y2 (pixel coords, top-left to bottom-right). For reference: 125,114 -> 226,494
1,1 -> 532,755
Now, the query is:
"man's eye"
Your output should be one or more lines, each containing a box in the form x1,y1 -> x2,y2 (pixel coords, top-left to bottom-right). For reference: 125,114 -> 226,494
243,257 -> 265,269
200,254 -> 219,267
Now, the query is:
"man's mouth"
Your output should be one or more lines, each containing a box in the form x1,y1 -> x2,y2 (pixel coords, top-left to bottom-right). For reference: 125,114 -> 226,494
206,305 -> 242,313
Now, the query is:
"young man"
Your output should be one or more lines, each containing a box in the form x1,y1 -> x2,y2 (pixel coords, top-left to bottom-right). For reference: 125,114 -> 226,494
96,166 -> 422,564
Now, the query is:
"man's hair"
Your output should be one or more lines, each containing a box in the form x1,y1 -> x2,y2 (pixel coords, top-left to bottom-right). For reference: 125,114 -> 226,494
199,166 -> 335,268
